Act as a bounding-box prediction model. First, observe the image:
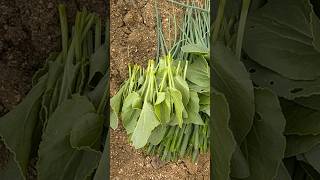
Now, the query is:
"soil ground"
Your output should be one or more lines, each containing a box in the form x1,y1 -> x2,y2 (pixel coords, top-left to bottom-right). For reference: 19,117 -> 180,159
110,0 -> 210,179
0,0 -> 105,179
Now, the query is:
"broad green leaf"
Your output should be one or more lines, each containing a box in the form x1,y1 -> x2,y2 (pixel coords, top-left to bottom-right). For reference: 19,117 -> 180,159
186,56 -> 210,89
286,134 -> 320,157
121,92 -> 142,133
174,76 -> 190,106
181,43 -> 209,55
37,95 -> 101,180
188,81 -> 209,93
0,75 -> 47,177
169,88 -> 184,127
122,109 -> 141,134
211,91 -> 236,180
244,88 -> 286,180
243,0 -> 320,80
281,99 -> 320,135
148,125 -> 168,145
212,42 -> 254,143
131,102 -> 160,149
70,113 -> 103,148
242,58 -> 320,100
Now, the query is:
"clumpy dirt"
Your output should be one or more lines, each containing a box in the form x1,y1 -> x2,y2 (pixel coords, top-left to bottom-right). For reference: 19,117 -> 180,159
110,0 -> 210,179
0,0 -> 105,179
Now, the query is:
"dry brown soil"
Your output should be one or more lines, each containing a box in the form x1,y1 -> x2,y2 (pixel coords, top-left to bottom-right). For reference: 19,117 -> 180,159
110,0 -> 210,179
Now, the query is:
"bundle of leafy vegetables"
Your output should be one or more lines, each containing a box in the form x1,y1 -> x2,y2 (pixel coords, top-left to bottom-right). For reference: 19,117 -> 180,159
211,0 -> 320,179
110,0 -> 210,162
0,5 -> 109,180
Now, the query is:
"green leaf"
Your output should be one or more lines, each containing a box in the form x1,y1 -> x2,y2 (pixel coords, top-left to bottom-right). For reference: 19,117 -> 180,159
131,102 -> 160,149
155,92 -> 166,105
70,113 -> 103,148
295,95 -> 320,111
174,76 -> 190,106
121,92 -> 142,134
211,91 -> 236,180
0,75 -> 47,177
281,99 -> 320,135
243,0 -> 320,80
181,43 -> 209,55
244,88 -> 286,180
212,42 -> 254,144
186,56 -> 210,89
169,88 -> 184,127
110,110 -> 118,130
37,95 -> 101,180
286,134 -> 320,157
230,144 -> 250,178
110,84 -> 125,130
154,91 -> 171,124
148,125 -> 168,145
242,58 -> 320,100
185,91 -> 204,125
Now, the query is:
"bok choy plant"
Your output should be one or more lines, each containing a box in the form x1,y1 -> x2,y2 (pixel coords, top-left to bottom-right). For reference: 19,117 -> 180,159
110,0 -> 210,162
0,5 -> 108,180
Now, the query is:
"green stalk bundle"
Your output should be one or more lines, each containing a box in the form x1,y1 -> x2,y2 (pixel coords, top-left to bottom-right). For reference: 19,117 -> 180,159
111,0 -> 210,162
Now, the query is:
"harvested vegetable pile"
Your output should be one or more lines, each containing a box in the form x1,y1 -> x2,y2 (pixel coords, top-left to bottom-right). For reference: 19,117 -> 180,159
0,5 -> 108,180
110,0 -> 210,162
212,0 -> 320,179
